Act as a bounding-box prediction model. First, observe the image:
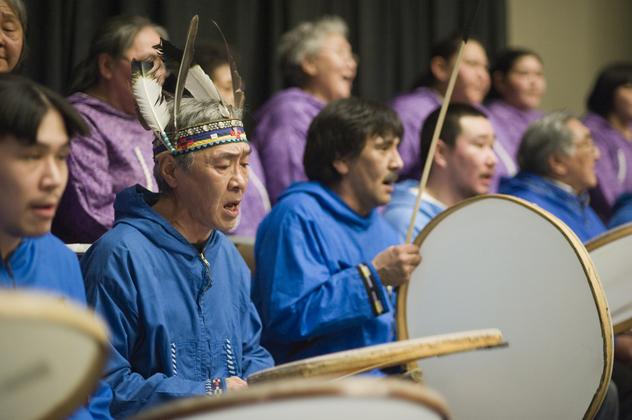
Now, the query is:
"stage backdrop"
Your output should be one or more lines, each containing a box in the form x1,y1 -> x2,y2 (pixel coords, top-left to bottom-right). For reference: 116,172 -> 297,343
22,0 -> 505,119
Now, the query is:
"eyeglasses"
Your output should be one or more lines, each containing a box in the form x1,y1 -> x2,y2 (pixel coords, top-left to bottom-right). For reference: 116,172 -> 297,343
121,54 -> 164,73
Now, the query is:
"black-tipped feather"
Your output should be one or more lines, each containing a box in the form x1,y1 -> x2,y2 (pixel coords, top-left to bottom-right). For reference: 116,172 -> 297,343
173,15 -> 199,131
131,60 -> 171,151
211,20 -> 245,111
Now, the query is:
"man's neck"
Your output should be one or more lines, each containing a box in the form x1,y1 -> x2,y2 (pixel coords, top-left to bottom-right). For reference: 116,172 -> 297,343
329,183 -> 372,217
548,177 -> 581,196
426,177 -> 461,208
152,195 -> 213,245
0,232 -> 21,264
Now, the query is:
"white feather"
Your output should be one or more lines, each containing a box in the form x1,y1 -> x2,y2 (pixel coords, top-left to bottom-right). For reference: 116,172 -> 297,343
131,69 -> 170,148
185,65 -> 231,118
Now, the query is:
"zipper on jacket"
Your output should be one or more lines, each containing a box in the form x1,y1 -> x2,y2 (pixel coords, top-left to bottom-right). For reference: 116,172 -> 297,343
198,252 -> 213,304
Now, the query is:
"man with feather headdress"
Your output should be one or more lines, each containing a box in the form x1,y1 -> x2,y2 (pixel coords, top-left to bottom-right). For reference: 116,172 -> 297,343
81,17 -> 273,418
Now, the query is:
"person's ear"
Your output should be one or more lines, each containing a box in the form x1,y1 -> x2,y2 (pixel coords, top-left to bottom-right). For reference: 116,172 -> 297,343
158,155 -> 179,189
548,153 -> 569,178
300,56 -> 319,78
433,139 -> 450,169
97,53 -> 116,81
430,56 -> 450,84
332,158 -> 350,177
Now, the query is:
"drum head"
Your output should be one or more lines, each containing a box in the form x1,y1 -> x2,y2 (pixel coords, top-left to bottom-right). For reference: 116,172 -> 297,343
0,290 -> 109,420
587,223 -> 632,334
133,377 -> 450,420
397,195 -> 612,420
248,329 -> 504,384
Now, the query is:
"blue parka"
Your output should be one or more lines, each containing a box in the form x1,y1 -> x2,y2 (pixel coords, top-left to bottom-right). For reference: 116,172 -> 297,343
499,171 -> 606,242
253,182 -> 401,364
0,233 -> 113,420
81,186 -> 273,418
382,179 -> 446,240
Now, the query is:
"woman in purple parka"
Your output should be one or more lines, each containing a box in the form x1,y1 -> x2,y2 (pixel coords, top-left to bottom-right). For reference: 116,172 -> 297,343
52,16 -> 167,244
252,16 -> 358,204
486,48 -> 546,185
390,35 -> 491,181
583,63 -> 632,221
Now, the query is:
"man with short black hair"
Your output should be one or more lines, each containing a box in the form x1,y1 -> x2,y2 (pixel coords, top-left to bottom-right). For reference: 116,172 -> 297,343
383,103 -> 497,238
0,74 -> 112,420
253,97 -> 421,365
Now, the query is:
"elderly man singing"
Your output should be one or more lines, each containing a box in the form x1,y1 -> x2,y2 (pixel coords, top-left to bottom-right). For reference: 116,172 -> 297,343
81,45 -> 273,417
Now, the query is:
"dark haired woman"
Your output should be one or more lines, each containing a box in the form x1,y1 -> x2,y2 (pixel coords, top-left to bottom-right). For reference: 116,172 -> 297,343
485,48 -> 546,185
390,35 -> 490,180
583,63 -> 632,221
53,15 -> 167,243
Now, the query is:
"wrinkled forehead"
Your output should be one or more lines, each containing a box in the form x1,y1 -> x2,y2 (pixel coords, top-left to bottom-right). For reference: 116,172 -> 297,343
0,1 -> 19,22
566,117 -> 590,139
196,141 -> 250,160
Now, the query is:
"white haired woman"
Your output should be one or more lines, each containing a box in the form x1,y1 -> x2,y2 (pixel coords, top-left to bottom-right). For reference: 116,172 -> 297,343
252,16 -> 357,203
0,0 -> 26,73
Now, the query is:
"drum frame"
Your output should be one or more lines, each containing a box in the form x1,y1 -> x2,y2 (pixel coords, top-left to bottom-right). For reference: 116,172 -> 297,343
395,194 -> 613,420
0,290 -> 109,420
132,377 -> 450,420
586,222 -> 632,334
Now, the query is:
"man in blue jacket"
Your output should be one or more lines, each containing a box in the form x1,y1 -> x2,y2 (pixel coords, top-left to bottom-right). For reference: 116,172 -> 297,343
253,97 -> 422,365
0,74 -> 112,419
81,79 -> 274,415
499,111 -> 605,242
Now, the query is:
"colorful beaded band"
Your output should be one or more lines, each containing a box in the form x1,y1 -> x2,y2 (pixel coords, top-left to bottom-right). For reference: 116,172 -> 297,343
153,119 -> 248,156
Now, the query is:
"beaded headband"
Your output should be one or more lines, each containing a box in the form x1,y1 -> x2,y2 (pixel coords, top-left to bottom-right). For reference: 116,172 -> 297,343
131,15 -> 247,157
153,119 -> 248,156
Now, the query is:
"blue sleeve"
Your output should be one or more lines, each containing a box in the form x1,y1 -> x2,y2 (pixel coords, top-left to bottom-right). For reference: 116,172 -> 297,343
68,380 -> 113,420
254,213 -> 390,344
83,254 -> 207,418
56,246 -> 114,420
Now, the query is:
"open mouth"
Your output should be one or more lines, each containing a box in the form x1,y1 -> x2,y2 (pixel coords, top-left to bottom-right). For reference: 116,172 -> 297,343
223,201 -> 241,217
30,202 -> 57,219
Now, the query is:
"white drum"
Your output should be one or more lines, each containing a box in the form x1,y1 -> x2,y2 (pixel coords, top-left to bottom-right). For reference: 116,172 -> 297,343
132,377 -> 450,420
0,290 -> 109,420
398,194 -> 612,420
587,222 -> 632,334
248,329 -> 503,384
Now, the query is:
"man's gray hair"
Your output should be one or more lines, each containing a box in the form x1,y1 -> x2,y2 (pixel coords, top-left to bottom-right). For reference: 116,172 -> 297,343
277,15 -> 348,88
155,98 -> 243,193
517,111 -> 578,177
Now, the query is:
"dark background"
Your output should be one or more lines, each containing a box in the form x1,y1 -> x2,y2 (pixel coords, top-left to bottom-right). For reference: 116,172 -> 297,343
21,0 -> 506,116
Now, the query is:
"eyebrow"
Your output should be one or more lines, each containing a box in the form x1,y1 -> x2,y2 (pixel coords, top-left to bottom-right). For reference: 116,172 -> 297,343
374,136 -> 399,146
0,11 -> 19,21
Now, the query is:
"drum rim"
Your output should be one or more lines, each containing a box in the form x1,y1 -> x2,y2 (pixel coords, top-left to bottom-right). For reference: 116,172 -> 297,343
132,377 -> 450,420
248,328 -> 504,384
0,290 -> 110,420
586,222 -> 632,252
586,222 -> 632,334
395,193 -> 613,419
